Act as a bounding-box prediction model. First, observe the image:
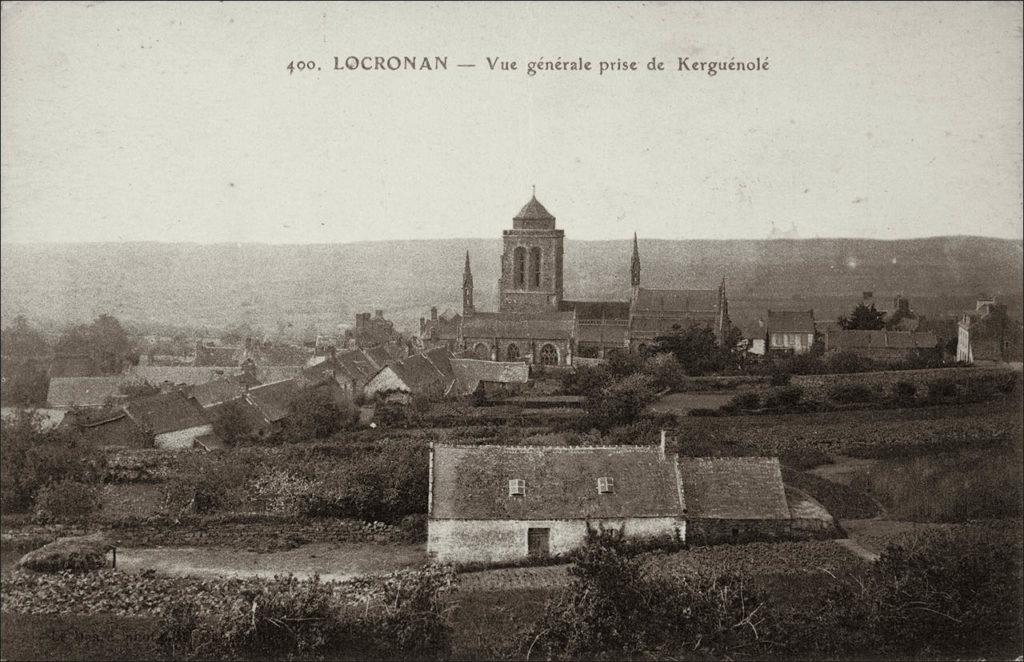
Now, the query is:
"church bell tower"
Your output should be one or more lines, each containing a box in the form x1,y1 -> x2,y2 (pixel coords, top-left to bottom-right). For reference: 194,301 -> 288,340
498,191 -> 565,313
462,251 -> 474,316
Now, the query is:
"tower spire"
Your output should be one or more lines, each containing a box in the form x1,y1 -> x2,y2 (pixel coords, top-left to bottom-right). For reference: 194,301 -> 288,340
630,232 -> 641,289
462,250 -> 474,316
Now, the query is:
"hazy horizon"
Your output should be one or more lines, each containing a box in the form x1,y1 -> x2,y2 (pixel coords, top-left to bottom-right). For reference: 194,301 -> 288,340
2,2 -> 1022,245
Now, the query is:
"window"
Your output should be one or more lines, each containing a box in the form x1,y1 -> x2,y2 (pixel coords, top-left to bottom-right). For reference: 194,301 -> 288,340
508,479 -> 526,496
539,343 -> 558,366
597,476 -> 614,494
513,247 -> 526,288
506,343 -> 520,361
529,247 -> 541,288
474,342 -> 490,360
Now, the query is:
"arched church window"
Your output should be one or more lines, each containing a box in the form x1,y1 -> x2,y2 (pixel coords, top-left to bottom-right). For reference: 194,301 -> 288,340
474,342 -> 490,360
513,247 -> 526,288
539,343 -> 558,366
529,247 -> 541,288
506,343 -> 520,361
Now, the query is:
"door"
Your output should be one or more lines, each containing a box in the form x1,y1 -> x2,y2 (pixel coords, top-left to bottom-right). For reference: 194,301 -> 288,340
527,528 -> 550,557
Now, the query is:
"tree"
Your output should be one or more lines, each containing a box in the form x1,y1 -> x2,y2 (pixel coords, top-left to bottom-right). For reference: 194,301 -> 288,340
212,399 -> 254,447
651,324 -> 725,376
2,360 -> 49,407
287,385 -> 356,440
585,373 -> 656,432
838,303 -> 886,330
56,314 -> 136,374
1,316 -> 49,358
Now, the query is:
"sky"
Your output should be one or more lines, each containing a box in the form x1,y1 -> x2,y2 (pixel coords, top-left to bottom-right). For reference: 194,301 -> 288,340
1,1 -> 1022,244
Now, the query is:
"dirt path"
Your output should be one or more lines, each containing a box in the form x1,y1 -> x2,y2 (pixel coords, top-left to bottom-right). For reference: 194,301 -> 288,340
834,538 -> 880,562
114,542 -> 426,581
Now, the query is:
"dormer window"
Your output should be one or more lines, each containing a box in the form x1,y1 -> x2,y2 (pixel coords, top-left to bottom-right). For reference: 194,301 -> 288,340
509,479 -> 526,496
597,477 -> 614,494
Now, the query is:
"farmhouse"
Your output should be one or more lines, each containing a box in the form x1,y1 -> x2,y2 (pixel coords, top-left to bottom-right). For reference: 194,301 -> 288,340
123,391 -> 214,450
766,309 -> 816,354
825,329 -> 938,363
427,444 -> 686,564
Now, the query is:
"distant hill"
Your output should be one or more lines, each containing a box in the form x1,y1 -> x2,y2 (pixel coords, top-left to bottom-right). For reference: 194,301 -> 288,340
1,236 -> 1020,335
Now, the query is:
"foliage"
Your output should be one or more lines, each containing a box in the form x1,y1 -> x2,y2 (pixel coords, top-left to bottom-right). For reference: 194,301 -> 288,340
642,352 -> 688,391
55,314 -> 137,374
1,315 -> 50,358
728,391 -> 760,410
16,533 -> 110,573
828,382 -> 877,403
826,350 -> 875,374
163,453 -> 258,516
32,480 -> 101,523
583,373 -> 657,432
1,360 -> 49,407
769,369 -> 793,385
286,384 -> 358,440
781,467 -> 880,518
892,380 -> 917,405
211,399 -> 254,447
650,323 -> 727,376
0,411 -> 106,513
925,377 -> 958,403
838,302 -> 886,330
764,384 -> 804,408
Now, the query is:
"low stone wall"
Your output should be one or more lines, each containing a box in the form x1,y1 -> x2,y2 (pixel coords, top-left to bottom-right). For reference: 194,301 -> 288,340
791,366 -> 1013,400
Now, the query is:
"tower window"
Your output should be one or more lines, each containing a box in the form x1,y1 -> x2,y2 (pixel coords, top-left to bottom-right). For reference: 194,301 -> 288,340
513,247 -> 526,288
597,477 -> 614,494
539,343 -> 558,366
529,247 -> 541,287
509,479 -> 526,496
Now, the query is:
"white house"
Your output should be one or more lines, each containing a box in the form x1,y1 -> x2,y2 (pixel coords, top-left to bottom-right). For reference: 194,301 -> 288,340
427,442 -> 686,564
766,309 -> 816,354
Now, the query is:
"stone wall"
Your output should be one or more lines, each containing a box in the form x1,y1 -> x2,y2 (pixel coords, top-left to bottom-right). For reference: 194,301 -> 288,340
427,516 -> 685,564
791,366 -> 1012,400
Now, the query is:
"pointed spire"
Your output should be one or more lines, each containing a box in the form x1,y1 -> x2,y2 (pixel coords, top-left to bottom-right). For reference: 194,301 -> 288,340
464,250 -> 471,273
630,232 -> 641,289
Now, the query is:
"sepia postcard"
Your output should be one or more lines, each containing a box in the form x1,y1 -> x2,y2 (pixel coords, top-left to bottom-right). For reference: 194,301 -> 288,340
1,2 -> 1022,660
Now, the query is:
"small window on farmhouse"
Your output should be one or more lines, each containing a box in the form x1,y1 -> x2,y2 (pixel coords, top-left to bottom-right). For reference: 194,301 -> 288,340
508,479 -> 526,496
597,477 -> 614,494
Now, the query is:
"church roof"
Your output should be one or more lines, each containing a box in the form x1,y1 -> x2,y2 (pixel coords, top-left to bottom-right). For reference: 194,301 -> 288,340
633,288 -> 719,313
462,312 -> 576,340
513,195 -> 555,221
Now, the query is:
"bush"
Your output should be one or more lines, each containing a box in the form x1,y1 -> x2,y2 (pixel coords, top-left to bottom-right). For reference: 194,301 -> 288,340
891,380 -> 917,405
769,371 -> 792,386
728,391 -> 760,410
828,383 -> 876,404
926,377 -> 958,403
827,351 -> 874,374
688,408 -> 722,417
765,385 -> 804,408
17,533 -> 110,573
642,352 -> 689,391
286,385 -> 358,440
32,480 -> 100,523
583,373 -> 657,432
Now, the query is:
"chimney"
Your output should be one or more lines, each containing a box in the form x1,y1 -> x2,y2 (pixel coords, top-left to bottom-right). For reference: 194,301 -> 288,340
420,317 -> 426,334
431,306 -> 438,321
862,291 -> 873,302
659,429 -> 667,460
375,309 -> 384,319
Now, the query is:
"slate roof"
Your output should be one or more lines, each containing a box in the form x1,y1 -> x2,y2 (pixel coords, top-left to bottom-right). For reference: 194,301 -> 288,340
335,349 -> 379,384
633,288 -> 719,313
193,345 -> 245,367
448,359 -> 530,395
766,310 -> 816,334
47,376 -> 134,408
462,312 -> 576,340
48,354 -> 101,378
431,445 -> 683,520
204,396 -> 269,430
124,391 -> 209,434
246,379 -> 302,423
364,345 -> 394,370
255,365 -> 304,384
561,300 -> 631,321
513,195 -> 555,222
826,330 -> 937,350
76,413 -> 149,448
390,354 -> 450,391
677,457 -> 791,520
187,378 -> 247,407
423,347 -> 454,378
576,320 -> 629,345
134,366 -> 242,387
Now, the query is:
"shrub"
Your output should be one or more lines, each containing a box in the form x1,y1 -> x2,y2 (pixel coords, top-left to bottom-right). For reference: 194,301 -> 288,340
891,380 -> 917,405
17,533 -> 110,573
642,352 -> 689,391
211,399 -> 254,447
828,383 -> 876,403
766,385 -> 804,408
827,351 -> 874,374
688,407 -> 721,417
32,480 -> 101,523
584,373 -> 657,432
286,385 -> 358,440
926,377 -> 958,403
728,391 -> 760,410
769,371 -> 792,386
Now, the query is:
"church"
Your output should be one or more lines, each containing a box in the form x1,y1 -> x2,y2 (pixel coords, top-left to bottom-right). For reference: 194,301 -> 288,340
458,194 -> 731,365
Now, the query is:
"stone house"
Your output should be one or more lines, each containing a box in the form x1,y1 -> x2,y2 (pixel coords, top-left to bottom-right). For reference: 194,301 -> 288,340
363,349 -> 455,403
766,309 -> 816,354
825,329 -> 938,363
677,456 -> 834,544
957,298 -> 1015,364
123,391 -> 214,450
427,443 -> 686,564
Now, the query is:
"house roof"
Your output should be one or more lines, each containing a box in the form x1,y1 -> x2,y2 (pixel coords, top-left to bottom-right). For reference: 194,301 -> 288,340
256,344 -> 312,366
677,456 -> 791,520
826,330 -> 937,350
431,445 -> 683,520
46,376 -> 134,408
246,379 -> 302,423
187,378 -> 246,407
48,354 -> 101,378
633,288 -> 719,314
193,345 -> 245,367
423,347 -> 454,378
203,396 -> 269,431
628,314 -> 718,340
335,349 -> 379,384
133,365 -> 242,387
390,354 -> 449,391
364,345 -> 393,370
76,413 -> 149,448
255,365 -> 303,384
123,391 -> 209,434
561,300 -> 631,321
767,310 -> 815,334
448,359 -> 530,395
576,320 -> 629,345
462,312 -> 576,340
